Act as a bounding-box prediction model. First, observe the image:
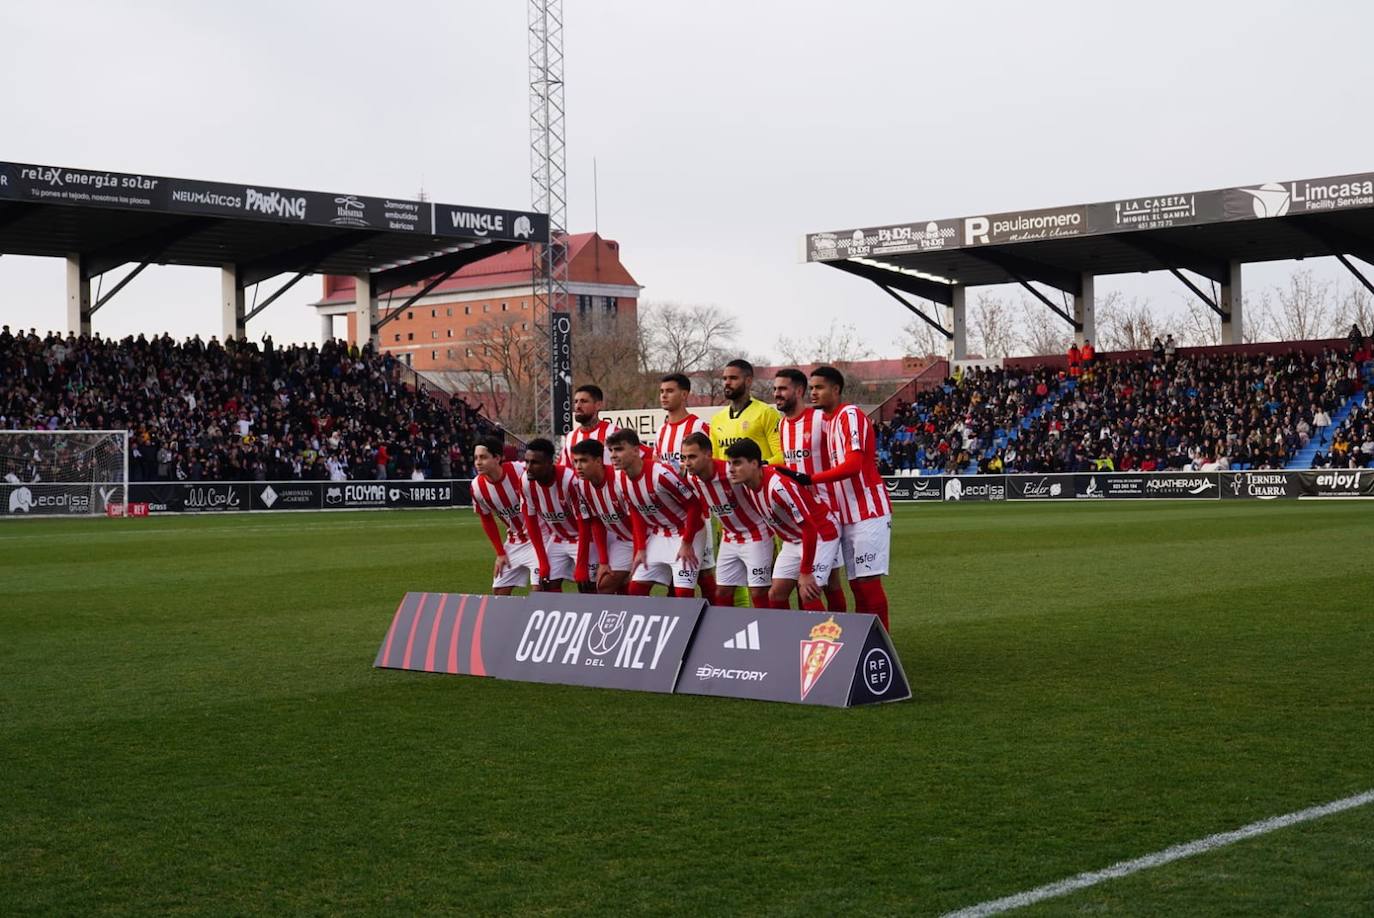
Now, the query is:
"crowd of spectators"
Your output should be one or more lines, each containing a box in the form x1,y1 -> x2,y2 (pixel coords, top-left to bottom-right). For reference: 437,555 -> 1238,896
0,326 -> 499,482
877,340 -> 1369,474
876,366 -> 1065,474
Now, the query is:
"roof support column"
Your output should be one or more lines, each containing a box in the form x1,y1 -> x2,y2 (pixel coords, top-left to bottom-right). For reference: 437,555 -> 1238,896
320,313 -> 334,345
66,254 -> 91,337
948,285 -> 968,360
1074,273 -> 1095,346
1220,260 -> 1244,345
355,272 -> 378,350
220,264 -> 245,343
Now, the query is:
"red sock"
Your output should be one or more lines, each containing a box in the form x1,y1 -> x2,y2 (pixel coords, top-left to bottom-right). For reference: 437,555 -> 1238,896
824,584 -> 848,612
628,580 -> 655,597
714,587 -> 736,607
800,595 -> 825,611
697,569 -> 717,598
851,579 -> 890,630
672,586 -> 696,599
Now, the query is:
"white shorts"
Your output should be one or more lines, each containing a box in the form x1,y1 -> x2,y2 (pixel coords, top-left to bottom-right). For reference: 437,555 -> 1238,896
632,531 -> 700,590
715,538 -> 774,588
594,531 -> 635,572
493,540 -> 540,589
840,514 -> 891,578
544,539 -> 578,581
695,525 -> 716,571
772,536 -> 841,583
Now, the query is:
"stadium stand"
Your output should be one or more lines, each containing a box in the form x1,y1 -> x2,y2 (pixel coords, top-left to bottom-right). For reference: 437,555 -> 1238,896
0,326 -> 498,482
878,344 -> 1370,474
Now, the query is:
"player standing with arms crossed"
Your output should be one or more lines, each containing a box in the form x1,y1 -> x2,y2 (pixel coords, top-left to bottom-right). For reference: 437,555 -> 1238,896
471,436 -> 546,595
725,439 -> 841,610
606,429 -> 706,598
654,373 -> 709,474
678,432 -> 773,608
773,367 -> 848,612
710,359 -> 783,465
568,438 -> 635,595
783,366 -> 892,630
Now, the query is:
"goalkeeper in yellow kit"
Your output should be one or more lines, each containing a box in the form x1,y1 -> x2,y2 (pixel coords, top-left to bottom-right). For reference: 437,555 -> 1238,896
710,359 -> 783,465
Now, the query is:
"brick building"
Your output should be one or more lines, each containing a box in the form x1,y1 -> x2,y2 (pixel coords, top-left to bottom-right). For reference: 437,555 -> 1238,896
313,232 -> 641,372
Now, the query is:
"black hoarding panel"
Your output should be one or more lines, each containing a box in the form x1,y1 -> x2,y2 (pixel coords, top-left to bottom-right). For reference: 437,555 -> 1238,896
252,482 -> 322,511
2,482 -> 119,517
676,607 -> 910,707
882,477 -> 943,502
1005,474 -> 1076,500
941,476 -> 1007,501
1221,471 -> 1302,500
1299,469 -> 1374,498
130,482 -> 249,513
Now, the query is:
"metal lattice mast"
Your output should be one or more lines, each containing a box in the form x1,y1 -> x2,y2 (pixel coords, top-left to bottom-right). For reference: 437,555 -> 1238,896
529,0 -> 571,439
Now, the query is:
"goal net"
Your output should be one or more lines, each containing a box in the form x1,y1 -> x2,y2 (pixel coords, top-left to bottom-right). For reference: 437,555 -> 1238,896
0,430 -> 129,518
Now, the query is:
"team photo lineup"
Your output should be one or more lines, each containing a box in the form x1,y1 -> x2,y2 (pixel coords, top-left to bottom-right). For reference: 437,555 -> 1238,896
6,3 -> 1374,916
470,360 -> 891,629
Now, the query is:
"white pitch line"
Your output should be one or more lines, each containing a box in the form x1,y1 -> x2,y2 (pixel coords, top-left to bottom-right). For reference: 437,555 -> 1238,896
943,788 -> 1374,918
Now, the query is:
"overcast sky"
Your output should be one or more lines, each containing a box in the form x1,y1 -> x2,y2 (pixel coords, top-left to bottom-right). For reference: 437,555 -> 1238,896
3,0 -> 1372,359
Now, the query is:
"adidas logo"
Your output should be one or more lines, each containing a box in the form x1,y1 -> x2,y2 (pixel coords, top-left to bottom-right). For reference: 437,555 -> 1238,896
723,620 -> 761,651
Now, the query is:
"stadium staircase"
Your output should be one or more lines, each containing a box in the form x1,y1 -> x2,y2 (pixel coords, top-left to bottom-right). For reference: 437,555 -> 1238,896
962,380 -> 1072,474
1286,363 -> 1374,469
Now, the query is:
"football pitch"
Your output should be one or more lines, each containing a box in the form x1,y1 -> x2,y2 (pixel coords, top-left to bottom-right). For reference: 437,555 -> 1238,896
3,502 -> 1372,916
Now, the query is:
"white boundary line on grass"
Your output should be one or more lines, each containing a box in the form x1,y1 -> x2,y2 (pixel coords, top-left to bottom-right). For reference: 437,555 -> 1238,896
943,788 -> 1374,918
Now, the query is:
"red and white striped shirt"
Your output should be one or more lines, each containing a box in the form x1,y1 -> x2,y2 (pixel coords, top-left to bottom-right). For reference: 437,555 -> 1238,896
616,459 -> 698,538
749,467 -> 839,544
686,458 -> 771,544
824,404 -> 892,524
520,464 -> 583,543
471,461 -> 529,545
577,469 -> 634,541
779,408 -> 836,510
654,414 -> 710,474
559,417 -> 620,467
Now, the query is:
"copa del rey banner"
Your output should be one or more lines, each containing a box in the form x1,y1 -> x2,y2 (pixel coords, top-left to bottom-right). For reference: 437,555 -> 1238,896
373,592 -> 910,708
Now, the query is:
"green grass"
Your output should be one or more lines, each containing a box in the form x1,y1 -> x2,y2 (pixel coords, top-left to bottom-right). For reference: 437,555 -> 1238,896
2,502 -> 1372,915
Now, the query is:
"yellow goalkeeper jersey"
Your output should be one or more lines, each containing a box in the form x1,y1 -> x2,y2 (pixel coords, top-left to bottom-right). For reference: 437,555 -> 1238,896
709,397 -> 784,465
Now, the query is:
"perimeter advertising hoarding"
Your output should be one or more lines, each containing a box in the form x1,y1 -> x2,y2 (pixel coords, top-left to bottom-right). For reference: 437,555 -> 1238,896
1298,469 -> 1374,498
2,482 -> 122,517
0,160 -> 548,242
1221,472 -> 1302,500
675,607 -> 910,707
375,592 -> 706,694
125,480 -> 472,514
1074,472 -> 1220,500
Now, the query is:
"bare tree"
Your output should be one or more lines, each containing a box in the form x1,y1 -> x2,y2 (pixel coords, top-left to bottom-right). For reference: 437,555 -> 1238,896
1335,281 -> 1374,338
776,320 -> 874,366
1266,268 -> 1335,341
465,313 -> 544,435
641,302 -> 740,374
901,314 -> 949,358
572,309 -> 654,409
1018,295 -> 1072,356
1096,290 -> 1175,352
1179,296 -> 1221,346
969,292 -> 1018,358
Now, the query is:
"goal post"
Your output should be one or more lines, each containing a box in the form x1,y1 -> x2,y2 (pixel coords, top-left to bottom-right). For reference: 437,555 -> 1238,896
0,430 -> 130,518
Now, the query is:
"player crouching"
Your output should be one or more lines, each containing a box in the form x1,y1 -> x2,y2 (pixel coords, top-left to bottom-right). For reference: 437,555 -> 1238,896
725,439 -> 840,611
568,438 -> 635,594
679,431 -> 773,608
606,428 -> 708,599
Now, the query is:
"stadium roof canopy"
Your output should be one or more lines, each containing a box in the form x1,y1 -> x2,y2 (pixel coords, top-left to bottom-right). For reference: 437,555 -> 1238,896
0,160 -> 549,338
804,169 -> 1374,349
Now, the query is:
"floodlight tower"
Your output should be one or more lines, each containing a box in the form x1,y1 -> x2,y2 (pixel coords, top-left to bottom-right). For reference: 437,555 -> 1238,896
529,0 -> 571,439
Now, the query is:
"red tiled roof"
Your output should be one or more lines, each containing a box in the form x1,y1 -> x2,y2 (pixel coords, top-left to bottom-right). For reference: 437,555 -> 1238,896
315,232 -> 634,306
